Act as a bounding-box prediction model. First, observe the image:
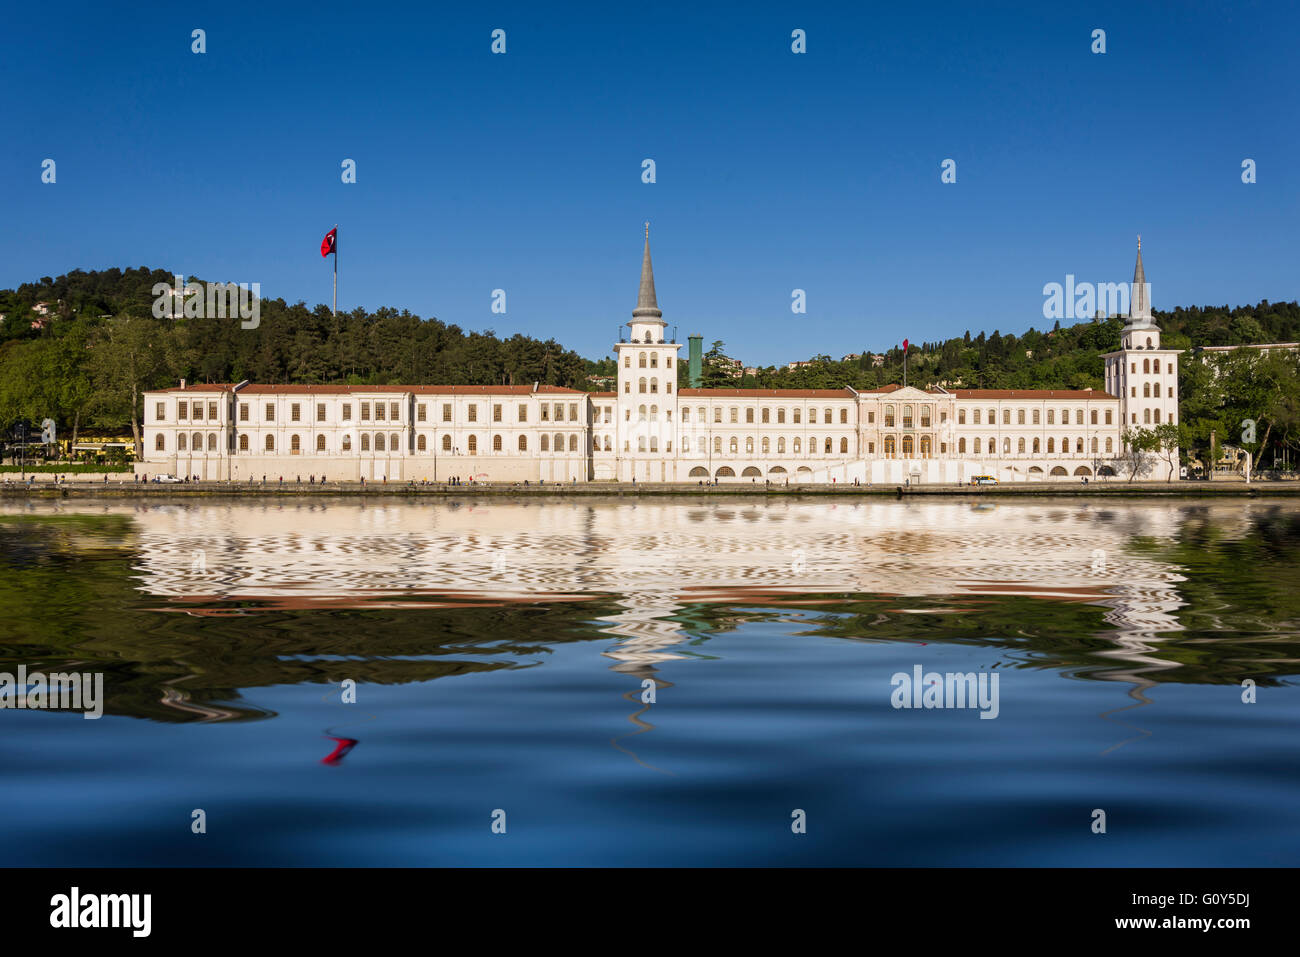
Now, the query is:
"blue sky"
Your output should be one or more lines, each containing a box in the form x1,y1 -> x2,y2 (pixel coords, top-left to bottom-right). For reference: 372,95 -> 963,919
2,1 -> 1296,366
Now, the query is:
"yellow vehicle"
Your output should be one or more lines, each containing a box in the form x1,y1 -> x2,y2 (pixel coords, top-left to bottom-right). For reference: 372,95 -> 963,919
969,475 -> 998,486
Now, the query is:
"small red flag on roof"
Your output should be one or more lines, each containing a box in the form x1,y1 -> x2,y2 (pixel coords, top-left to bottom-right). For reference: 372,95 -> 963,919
902,338 -> 909,352
320,228 -> 337,257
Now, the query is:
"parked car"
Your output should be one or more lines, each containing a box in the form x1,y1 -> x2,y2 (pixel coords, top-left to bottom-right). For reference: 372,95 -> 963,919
969,475 -> 998,486
152,473 -> 183,483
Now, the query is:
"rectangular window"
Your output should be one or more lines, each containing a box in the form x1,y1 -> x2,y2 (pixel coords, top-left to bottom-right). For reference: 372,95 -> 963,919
442,403 -> 452,422
177,402 -> 187,420
192,402 -> 203,420
1106,410 -> 1113,425
265,404 -> 275,422
239,403 -> 249,422
1032,409 -> 1040,425
361,402 -> 371,421
156,402 -> 166,420
569,403 -> 578,421
317,403 -> 326,422
714,408 -> 722,423
553,403 -> 563,420
375,403 -> 386,421
417,404 -> 426,422
208,402 -> 217,419
541,404 -> 550,421
1090,409 -> 1097,425
342,402 -> 352,421
467,404 -> 477,422
518,405 -> 527,422
868,411 -> 875,424
493,404 -> 503,422
746,408 -> 754,424
291,403 -> 301,422
390,402 -> 399,420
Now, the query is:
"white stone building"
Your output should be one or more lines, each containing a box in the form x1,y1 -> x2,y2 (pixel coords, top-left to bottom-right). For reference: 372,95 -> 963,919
136,232 -> 1178,483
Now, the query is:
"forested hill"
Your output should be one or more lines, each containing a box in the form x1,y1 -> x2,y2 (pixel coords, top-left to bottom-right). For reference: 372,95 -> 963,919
0,266 -> 589,388
708,301 -> 1300,393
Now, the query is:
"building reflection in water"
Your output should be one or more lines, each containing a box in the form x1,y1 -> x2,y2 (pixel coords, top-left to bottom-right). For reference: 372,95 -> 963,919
19,498 -> 1289,754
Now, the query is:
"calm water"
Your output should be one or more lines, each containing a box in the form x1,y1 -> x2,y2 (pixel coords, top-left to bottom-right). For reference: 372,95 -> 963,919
2,496 -> 1299,866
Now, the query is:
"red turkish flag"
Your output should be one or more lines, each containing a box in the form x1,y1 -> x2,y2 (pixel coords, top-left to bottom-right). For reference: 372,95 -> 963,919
320,228 -> 336,257
902,338 -> 909,352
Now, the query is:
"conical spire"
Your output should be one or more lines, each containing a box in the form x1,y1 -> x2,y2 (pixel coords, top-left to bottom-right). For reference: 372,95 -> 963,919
1128,234 -> 1153,323
633,222 -> 662,320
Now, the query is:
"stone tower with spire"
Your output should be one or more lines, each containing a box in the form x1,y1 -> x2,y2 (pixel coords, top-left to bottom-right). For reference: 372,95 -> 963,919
1101,237 -> 1181,477
614,224 -> 682,482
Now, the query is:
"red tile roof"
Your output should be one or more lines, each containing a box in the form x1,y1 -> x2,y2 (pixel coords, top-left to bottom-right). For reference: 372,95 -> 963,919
950,389 -> 1117,400
680,387 -> 856,398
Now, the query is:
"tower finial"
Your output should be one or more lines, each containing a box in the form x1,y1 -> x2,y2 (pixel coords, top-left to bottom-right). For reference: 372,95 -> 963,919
1137,233 -> 1141,251
645,220 -> 650,239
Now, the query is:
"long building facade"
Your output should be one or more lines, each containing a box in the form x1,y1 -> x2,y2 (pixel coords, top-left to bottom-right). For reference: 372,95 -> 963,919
136,232 -> 1178,484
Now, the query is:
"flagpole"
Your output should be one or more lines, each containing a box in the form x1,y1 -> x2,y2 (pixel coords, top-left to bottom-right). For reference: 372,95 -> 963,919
332,223 -> 338,319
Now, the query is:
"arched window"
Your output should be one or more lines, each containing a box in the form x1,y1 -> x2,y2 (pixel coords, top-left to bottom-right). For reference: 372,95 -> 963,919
745,436 -> 754,453
1033,437 -> 1040,453
1003,437 -> 1010,454
919,436 -> 930,456
824,437 -> 832,453
1047,437 -> 1054,453
958,409 -> 966,425
1017,409 -> 1025,425
793,409 -> 802,424
793,437 -> 802,454
265,434 -> 275,452
178,433 -> 187,451
1047,409 -> 1055,425
439,434 -> 449,451
1106,437 -> 1114,453
902,435 -> 914,456
884,435 -> 896,457
902,405 -> 913,429
777,409 -> 786,424
1143,408 -> 1151,424
467,435 -> 477,454
1017,437 -> 1025,454
639,378 -> 647,393
156,434 -> 166,451
417,434 -> 427,451
541,434 -> 549,452
361,434 -> 371,452
493,435 -> 502,451
192,432 -> 202,450
342,435 -> 351,452
762,437 -> 770,454
714,436 -> 722,454
885,405 -> 896,427
553,432 -> 563,452
290,434 -> 301,452
316,434 -> 326,452
1061,436 -> 1068,453
649,436 -> 658,452
569,434 -> 578,452
239,434 -> 249,451
208,433 -> 217,451
1090,437 -> 1098,453
1146,337 -> 1153,349
1076,437 -> 1084,453
638,404 -> 647,421
518,435 -> 527,451
375,433 -> 385,452
729,436 -> 738,453
638,353 -> 647,368
698,436 -> 706,454
1143,358 -> 1150,373
973,409 -> 981,425
840,437 -> 848,453
1003,409 -> 1011,425
807,437 -> 817,455
987,438 -> 995,454
1143,382 -> 1151,397
604,436 -> 612,451
390,433 -> 399,450
958,437 -> 966,454
650,354 -> 658,368
650,380 -> 658,393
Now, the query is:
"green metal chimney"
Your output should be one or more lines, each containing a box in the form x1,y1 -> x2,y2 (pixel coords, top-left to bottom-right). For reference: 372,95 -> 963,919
688,334 -> 703,388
